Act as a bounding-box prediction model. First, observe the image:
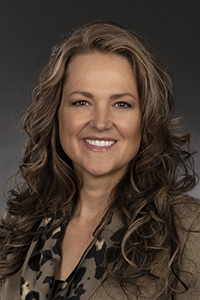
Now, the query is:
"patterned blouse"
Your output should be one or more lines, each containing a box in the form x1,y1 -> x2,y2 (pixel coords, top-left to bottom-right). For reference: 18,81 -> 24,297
20,208 -> 125,300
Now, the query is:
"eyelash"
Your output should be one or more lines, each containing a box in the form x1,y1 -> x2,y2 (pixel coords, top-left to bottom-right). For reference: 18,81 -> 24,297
116,102 -> 131,108
72,100 -> 131,108
72,100 -> 88,106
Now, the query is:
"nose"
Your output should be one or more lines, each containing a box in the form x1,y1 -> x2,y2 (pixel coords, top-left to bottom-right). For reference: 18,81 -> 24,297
89,106 -> 112,131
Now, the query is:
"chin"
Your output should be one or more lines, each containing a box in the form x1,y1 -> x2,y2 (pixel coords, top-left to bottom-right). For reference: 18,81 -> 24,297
85,166 -> 111,176
88,166 -> 123,178
89,170 -> 110,177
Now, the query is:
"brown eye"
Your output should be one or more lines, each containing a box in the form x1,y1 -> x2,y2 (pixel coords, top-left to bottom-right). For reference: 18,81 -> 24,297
72,100 -> 88,106
116,102 -> 131,108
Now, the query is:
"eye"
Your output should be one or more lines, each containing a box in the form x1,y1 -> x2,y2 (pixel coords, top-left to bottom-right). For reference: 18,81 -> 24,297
72,100 -> 89,106
116,102 -> 131,108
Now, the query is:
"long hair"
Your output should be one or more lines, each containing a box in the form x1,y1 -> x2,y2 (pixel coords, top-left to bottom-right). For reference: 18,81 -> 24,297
0,21 -> 198,298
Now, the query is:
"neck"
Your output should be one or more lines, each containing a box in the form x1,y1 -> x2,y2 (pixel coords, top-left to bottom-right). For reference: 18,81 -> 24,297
73,172 -> 122,222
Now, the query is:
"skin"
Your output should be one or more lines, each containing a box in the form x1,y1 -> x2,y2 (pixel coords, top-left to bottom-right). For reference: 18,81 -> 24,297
59,52 -> 141,189
57,52 -> 142,280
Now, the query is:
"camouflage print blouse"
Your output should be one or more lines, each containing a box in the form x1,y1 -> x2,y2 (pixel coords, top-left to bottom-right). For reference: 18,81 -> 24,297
20,208 -> 125,300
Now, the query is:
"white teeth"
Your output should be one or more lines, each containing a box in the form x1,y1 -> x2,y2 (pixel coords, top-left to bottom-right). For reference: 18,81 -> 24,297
85,139 -> 116,147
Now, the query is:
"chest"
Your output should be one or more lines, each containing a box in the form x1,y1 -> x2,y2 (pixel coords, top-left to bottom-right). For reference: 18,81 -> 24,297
56,222 -> 95,280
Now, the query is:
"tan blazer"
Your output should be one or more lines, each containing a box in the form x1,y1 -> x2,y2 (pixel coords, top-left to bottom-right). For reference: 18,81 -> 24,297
1,199 -> 200,300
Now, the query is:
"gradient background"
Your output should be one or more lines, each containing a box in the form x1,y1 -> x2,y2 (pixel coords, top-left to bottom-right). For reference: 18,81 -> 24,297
1,0 -> 199,217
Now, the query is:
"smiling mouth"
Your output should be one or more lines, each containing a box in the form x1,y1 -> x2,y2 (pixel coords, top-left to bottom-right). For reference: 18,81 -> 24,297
84,139 -> 116,147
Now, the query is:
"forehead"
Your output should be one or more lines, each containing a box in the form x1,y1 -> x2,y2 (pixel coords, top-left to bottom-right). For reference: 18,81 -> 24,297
62,52 -> 139,104
65,52 -> 136,86
66,51 -> 134,74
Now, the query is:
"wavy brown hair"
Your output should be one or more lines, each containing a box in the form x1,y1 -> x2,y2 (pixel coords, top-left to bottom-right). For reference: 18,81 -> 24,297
0,21 -> 198,298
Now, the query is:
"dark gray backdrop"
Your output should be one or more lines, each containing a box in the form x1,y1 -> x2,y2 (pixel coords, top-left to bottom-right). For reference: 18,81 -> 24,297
1,0 -> 200,217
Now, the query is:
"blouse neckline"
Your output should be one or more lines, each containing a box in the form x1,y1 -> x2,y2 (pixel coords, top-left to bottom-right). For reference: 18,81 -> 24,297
20,207 -> 125,300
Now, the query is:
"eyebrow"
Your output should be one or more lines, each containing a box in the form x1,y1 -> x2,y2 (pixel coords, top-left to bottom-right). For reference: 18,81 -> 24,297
67,91 -> 138,101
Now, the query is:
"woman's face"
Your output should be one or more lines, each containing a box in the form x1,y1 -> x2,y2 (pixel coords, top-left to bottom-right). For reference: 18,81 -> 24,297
59,52 -> 141,180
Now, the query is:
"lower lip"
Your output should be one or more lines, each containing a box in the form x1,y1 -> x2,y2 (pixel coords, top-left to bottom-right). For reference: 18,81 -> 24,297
82,139 -> 117,152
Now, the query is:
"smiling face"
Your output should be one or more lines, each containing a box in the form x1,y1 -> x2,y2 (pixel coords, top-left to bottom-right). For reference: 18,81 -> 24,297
58,52 -> 141,181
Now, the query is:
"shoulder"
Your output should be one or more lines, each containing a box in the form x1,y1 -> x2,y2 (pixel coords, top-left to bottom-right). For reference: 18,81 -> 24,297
0,212 -> 22,300
173,196 -> 200,219
173,196 -> 200,240
91,198 -> 200,300
173,197 -> 200,299
173,196 -> 200,257
0,268 -> 21,300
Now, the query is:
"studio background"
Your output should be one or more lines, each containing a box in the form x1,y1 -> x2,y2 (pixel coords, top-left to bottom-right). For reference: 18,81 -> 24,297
0,0 -> 199,217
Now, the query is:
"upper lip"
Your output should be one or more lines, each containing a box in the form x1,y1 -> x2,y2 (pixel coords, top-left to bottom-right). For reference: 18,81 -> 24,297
83,137 -> 117,141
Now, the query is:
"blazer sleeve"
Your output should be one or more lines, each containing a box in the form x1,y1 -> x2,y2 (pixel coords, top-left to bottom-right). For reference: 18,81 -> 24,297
0,212 -> 21,300
177,202 -> 200,299
0,268 -> 21,300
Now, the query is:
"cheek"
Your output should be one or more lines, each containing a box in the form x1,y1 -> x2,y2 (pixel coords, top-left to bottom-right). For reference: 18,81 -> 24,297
58,110 -> 71,147
125,119 -> 142,157
123,116 -> 142,140
58,110 -> 81,146
59,106 -> 73,133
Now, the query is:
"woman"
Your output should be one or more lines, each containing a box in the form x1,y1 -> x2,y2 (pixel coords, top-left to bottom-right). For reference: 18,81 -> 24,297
0,21 -> 199,300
